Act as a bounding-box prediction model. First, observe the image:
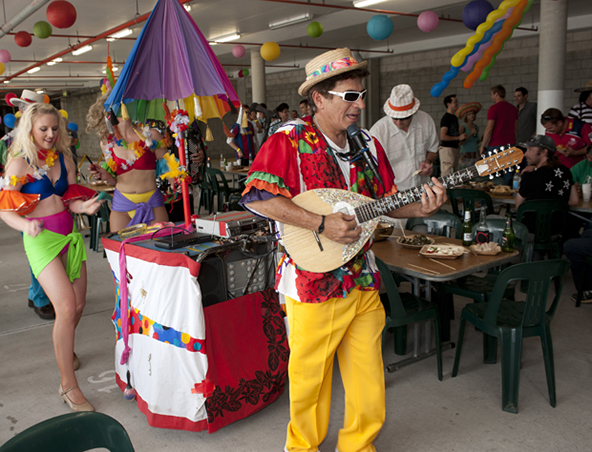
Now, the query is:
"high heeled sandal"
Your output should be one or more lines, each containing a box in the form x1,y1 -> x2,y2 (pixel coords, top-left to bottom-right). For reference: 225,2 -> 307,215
59,384 -> 95,412
73,353 -> 80,371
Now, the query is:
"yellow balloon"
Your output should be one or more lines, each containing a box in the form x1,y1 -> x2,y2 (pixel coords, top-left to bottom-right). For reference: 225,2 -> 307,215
260,42 -> 281,62
59,109 -> 68,119
0,62 -> 5,76
15,110 -> 21,118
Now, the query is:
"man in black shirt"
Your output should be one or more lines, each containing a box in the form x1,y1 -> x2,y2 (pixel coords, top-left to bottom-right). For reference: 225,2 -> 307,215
439,94 -> 466,176
517,135 -> 578,233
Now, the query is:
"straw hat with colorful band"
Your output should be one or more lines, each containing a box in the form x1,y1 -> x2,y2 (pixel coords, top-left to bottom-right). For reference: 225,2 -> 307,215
575,79 -> 592,93
456,102 -> 482,119
298,48 -> 367,96
383,84 -> 420,119
11,89 -> 45,109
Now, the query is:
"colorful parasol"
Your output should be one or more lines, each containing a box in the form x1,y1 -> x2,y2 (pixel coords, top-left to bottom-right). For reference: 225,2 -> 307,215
105,0 -> 240,123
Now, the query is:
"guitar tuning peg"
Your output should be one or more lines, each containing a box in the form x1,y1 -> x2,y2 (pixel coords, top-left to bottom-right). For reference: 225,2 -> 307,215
495,172 -> 501,178
489,175 -> 494,180
488,151 -> 492,156
480,154 -> 485,159
499,146 -> 505,151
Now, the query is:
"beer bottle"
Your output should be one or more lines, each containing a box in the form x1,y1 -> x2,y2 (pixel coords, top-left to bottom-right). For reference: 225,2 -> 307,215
475,207 -> 490,244
462,210 -> 473,246
502,215 -> 515,252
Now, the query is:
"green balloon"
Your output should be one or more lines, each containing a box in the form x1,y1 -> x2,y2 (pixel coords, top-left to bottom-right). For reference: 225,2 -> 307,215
33,21 -> 52,39
242,69 -> 249,77
307,21 -> 323,38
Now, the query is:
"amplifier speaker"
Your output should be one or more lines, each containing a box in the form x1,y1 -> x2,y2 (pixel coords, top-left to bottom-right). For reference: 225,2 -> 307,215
197,257 -> 228,307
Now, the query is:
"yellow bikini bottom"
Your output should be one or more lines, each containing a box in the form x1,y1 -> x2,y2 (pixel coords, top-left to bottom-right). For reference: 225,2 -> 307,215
120,189 -> 156,218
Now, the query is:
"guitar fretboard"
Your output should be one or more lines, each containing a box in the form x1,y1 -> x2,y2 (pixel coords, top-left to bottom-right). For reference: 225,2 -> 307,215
354,166 -> 480,223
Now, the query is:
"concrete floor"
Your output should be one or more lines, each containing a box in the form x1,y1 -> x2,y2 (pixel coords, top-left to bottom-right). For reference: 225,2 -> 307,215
1,218 -> 592,451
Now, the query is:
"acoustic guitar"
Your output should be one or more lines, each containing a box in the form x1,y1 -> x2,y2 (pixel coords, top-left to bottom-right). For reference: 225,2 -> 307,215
282,147 -> 523,273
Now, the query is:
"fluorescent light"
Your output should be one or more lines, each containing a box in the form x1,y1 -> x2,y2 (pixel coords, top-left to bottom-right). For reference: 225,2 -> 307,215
47,57 -> 62,66
269,13 -> 312,30
353,0 -> 388,8
184,4 -> 191,11
3,80 -> 9,84
72,45 -> 93,56
27,67 -> 40,74
106,28 -> 133,41
102,67 -> 119,74
211,32 -> 240,43
36,90 -> 44,94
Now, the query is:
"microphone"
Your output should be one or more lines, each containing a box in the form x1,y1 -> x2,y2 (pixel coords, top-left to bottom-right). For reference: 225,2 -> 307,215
346,124 -> 383,187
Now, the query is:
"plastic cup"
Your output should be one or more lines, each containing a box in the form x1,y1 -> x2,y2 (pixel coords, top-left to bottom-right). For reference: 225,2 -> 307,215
583,183 -> 591,202
226,164 -> 232,171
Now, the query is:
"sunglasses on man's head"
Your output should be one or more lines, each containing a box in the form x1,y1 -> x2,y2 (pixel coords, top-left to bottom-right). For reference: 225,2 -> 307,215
328,89 -> 367,102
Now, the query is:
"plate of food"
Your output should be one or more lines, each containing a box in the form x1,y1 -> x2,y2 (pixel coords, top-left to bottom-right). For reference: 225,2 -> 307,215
419,244 -> 465,259
470,242 -> 502,255
469,181 -> 495,190
397,234 -> 435,249
489,185 -> 515,195
374,222 -> 395,242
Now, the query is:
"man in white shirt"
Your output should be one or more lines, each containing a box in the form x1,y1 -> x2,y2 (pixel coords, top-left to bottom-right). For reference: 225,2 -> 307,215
370,84 -> 439,191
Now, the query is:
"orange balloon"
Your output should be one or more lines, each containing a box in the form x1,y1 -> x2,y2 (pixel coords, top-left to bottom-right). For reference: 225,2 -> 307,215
44,94 -> 50,103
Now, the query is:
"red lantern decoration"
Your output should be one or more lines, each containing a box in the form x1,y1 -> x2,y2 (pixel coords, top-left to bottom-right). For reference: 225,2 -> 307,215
46,1 -> 77,29
15,31 -> 32,47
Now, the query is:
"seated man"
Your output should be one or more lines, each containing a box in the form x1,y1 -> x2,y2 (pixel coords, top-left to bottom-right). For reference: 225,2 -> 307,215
542,108 -> 592,169
570,143 -> 592,195
516,135 -> 578,233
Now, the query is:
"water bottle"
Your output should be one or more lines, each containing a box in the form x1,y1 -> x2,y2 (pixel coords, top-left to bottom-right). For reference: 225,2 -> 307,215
220,154 -> 224,167
475,207 -> 490,244
512,169 -> 521,191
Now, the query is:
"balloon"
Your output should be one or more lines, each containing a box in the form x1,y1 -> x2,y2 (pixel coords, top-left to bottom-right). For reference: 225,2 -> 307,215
462,0 -> 494,30
242,69 -> 249,77
4,93 -> 16,106
33,21 -> 52,39
238,70 -> 244,78
0,50 -> 11,63
232,45 -> 245,58
307,21 -> 323,38
4,113 -> 16,129
0,63 -> 5,76
464,0 -> 532,88
59,109 -> 68,119
450,0 -> 521,68
417,11 -> 439,33
15,31 -> 32,47
46,1 -> 77,29
44,94 -> 50,103
367,15 -> 393,41
15,111 -> 21,119
260,42 -> 280,61
67,122 -> 78,131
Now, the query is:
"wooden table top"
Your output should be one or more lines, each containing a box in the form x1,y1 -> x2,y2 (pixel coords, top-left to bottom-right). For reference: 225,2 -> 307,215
373,230 -> 520,282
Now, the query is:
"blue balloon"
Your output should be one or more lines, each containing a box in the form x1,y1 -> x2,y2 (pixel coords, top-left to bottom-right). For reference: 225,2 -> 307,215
367,15 -> 394,41
67,122 -> 78,131
4,113 -> 16,129
462,0 -> 494,31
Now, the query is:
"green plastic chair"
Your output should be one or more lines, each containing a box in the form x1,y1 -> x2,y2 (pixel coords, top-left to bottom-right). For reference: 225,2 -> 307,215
0,411 -> 135,452
447,188 -> 495,220
405,210 -> 462,239
451,259 -> 570,413
516,199 -> 568,260
205,167 -> 243,213
376,257 -> 443,380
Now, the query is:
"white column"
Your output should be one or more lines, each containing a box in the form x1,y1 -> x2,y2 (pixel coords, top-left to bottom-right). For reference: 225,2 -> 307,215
251,49 -> 266,104
536,0 -> 568,134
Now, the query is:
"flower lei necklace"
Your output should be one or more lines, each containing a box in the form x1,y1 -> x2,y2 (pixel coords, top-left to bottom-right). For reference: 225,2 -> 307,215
104,123 -> 167,173
10,147 -> 58,186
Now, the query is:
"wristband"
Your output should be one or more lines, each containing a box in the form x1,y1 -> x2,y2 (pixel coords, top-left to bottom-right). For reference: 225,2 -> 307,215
318,215 -> 325,234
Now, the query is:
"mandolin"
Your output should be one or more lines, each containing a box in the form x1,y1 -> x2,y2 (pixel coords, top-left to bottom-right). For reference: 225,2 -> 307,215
282,147 -> 523,273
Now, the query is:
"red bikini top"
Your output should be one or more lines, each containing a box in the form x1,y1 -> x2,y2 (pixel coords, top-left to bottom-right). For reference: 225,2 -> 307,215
111,148 -> 157,176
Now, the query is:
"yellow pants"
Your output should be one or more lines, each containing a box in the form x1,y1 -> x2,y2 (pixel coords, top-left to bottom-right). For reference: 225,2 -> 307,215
284,288 -> 386,452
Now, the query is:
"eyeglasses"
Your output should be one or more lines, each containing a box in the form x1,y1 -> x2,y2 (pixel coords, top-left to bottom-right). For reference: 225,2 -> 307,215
393,116 -> 412,122
328,89 -> 367,102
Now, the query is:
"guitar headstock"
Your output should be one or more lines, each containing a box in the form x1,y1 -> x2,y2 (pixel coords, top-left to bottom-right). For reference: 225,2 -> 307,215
475,146 -> 524,178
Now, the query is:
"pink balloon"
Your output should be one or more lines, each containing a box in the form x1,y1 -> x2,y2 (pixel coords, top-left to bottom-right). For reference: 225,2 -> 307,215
232,45 -> 246,58
417,11 -> 439,33
0,49 -> 11,63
